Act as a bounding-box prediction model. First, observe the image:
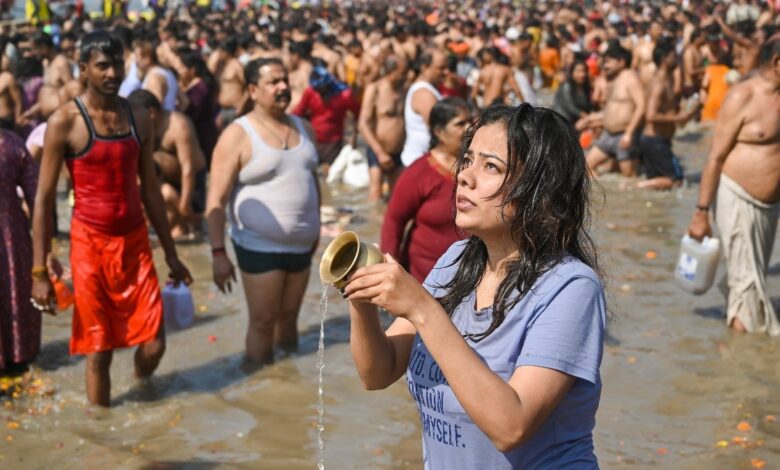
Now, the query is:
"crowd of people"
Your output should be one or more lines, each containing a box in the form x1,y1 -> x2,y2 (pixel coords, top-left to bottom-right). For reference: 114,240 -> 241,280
0,0 -> 778,466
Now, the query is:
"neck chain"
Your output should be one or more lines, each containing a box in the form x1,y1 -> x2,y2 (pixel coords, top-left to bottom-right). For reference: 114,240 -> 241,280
252,114 -> 292,150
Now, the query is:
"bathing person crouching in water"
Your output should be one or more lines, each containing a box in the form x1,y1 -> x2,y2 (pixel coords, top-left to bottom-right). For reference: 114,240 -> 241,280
344,104 -> 606,469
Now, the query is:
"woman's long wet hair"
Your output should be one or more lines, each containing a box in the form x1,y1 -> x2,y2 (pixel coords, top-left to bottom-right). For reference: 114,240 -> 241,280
435,104 -> 601,342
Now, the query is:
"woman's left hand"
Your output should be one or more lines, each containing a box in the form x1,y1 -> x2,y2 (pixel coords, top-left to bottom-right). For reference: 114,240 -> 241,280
343,253 -> 433,323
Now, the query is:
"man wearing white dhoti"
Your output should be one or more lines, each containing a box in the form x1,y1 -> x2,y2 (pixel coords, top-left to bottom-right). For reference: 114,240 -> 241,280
688,38 -> 780,335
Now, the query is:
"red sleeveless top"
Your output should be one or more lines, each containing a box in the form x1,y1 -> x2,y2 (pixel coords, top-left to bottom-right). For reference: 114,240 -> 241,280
66,97 -> 145,236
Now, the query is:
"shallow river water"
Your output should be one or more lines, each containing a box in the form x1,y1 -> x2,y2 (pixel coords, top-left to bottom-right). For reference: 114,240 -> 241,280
1,124 -> 779,469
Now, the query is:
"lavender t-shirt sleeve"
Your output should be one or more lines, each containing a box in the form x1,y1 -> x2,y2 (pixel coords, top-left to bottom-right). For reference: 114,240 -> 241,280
514,275 -> 606,384
421,240 -> 467,296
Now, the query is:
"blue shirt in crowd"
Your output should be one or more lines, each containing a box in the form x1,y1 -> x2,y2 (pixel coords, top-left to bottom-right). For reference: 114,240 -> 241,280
407,240 -> 606,469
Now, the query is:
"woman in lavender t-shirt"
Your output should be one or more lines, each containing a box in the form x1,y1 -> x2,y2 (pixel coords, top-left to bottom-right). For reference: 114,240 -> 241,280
344,104 -> 606,469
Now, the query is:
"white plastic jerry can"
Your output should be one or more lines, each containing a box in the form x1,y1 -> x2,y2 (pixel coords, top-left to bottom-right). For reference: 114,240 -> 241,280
162,282 -> 196,330
674,235 -> 721,295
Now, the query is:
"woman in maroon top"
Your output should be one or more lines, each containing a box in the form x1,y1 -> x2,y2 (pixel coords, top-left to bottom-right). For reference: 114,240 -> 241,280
0,130 -> 40,373
381,98 -> 471,282
176,50 -> 219,165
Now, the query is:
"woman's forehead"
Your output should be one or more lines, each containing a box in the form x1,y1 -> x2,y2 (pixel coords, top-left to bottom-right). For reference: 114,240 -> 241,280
469,123 -> 507,156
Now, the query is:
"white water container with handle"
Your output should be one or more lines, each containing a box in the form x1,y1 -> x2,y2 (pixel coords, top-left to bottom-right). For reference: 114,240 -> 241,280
162,282 -> 195,329
674,235 -> 721,295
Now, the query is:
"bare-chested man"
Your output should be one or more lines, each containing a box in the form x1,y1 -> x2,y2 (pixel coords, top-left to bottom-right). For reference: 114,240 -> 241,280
687,39 -> 780,336
19,31 -> 73,126
638,40 -> 699,190
632,20 -> 663,88
33,31 -> 73,88
682,29 -> 707,97
312,34 -> 343,79
390,25 -> 418,65
587,45 -> 646,177
399,48 -> 446,167
255,32 -> 283,60
286,40 -> 314,112
0,66 -> 21,130
358,34 -> 390,89
208,37 -> 246,127
471,46 -> 523,110
715,16 -> 773,77
358,54 -> 408,201
128,89 -> 206,238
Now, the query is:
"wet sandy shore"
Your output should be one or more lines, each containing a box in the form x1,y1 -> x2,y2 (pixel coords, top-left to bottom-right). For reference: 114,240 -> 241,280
1,124 -> 779,469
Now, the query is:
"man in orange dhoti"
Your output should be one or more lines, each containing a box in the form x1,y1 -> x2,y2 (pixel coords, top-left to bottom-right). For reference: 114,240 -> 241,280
31,31 -> 192,406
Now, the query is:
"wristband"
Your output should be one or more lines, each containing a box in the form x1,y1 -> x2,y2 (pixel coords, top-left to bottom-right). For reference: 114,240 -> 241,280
695,205 -> 709,213
32,266 -> 49,279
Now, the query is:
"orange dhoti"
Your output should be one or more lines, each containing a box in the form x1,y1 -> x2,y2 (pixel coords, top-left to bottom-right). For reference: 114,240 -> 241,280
69,218 -> 163,355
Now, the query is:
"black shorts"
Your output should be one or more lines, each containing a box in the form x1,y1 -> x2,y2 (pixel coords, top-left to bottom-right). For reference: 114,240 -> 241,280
232,241 -> 312,274
639,135 -> 683,180
366,146 -> 403,169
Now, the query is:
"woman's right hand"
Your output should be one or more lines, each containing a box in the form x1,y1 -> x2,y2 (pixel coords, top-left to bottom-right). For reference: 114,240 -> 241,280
31,277 -> 56,315
213,255 -> 237,293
